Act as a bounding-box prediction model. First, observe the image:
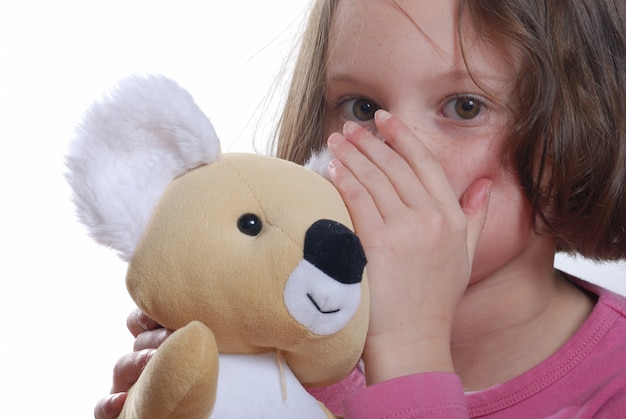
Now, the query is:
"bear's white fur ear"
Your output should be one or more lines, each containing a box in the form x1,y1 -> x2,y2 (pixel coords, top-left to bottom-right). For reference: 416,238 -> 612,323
66,75 -> 221,262
304,147 -> 335,180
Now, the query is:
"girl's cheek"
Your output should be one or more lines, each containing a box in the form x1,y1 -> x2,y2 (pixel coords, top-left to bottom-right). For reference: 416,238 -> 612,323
323,112 -> 344,139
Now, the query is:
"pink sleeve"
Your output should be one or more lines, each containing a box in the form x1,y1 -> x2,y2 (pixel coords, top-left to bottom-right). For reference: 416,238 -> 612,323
342,372 -> 468,418
307,367 -> 366,416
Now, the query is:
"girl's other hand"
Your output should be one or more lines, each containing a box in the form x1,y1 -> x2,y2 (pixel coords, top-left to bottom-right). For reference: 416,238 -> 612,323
327,110 -> 492,384
93,309 -> 171,419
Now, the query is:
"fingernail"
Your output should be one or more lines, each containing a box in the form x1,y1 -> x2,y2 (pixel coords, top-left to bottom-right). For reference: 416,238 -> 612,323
110,392 -> 127,408
343,121 -> 360,135
328,159 -> 343,170
375,109 -> 391,122
139,349 -> 157,371
327,132 -> 342,146
137,314 -> 149,330
141,348 -> 156,359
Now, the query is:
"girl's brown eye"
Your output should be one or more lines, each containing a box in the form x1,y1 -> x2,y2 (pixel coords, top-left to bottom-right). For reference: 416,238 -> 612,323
351,98 -> 380,121
454,97 -> 482,119
441,94 -> 487,121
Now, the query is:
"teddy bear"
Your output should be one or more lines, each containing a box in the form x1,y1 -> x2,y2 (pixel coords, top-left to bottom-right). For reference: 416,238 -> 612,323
65,75 -> 369,418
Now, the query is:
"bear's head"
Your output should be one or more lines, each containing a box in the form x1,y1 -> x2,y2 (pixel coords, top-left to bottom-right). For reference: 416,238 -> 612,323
66,75 -> 368,387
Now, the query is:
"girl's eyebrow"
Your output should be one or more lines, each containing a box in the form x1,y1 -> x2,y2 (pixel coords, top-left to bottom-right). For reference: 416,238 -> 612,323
428,61 -> 516,92
326,68 -> 503,89
325,73 -> 362,85
434,68 -> 488,85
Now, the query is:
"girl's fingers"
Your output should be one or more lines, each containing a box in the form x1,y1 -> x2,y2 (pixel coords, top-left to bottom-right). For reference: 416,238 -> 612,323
328,126 -> 426,222
374,110 -> 459,209
460,177 -> 493,263
127,308 -> 161,338
344,121 -> 430,212
329,111 -> 492,267
331,111 -> 459,225
133,327 -> 171,351
94,393 -> 127,419
111,349 -> 156,393
126,308 -> 171,351
327,132 -> 392,226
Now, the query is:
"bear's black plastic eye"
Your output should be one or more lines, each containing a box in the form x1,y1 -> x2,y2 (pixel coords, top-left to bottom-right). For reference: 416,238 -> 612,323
237,213 -> 263,236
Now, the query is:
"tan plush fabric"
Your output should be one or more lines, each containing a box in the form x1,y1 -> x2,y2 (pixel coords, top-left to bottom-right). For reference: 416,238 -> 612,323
123,153 -> 368,416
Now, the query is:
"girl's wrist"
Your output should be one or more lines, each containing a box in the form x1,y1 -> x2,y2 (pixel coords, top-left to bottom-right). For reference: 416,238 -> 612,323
363,334 -> 454,385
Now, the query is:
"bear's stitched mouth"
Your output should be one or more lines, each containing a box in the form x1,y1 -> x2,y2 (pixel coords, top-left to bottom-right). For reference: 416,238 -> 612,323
283,218 -> 365,336
284,260 -> 362,335
306,293 -> 340,314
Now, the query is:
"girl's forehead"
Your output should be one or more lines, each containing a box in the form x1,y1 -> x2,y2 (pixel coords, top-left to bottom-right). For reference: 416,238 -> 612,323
326,0 -> 517,108
331,0 -> 460,44
328,0 -> 515,85
328,0 -> 465,71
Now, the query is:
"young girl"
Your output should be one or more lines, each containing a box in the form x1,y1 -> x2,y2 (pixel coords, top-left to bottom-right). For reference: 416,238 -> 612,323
95,0 -> 626,417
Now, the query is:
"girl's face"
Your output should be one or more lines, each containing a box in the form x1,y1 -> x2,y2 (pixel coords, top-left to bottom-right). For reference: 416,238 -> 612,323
323,0 -> 552,283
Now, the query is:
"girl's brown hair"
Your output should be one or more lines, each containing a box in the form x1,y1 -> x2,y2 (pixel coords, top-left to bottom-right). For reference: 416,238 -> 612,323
274,0 -> 337,165
274,0 -> 626,261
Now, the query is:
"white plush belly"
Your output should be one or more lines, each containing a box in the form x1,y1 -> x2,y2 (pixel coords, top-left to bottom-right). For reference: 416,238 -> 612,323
209,352 -> 328,418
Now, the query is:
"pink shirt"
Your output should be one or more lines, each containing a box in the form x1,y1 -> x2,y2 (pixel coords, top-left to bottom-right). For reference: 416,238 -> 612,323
308,278 -> 626,418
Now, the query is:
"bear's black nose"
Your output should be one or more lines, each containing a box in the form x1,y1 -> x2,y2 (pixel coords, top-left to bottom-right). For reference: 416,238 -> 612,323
303,219 -> 366,285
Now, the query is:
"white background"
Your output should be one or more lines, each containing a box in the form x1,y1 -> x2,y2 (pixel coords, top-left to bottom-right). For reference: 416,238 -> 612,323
0,2 -> 624,418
